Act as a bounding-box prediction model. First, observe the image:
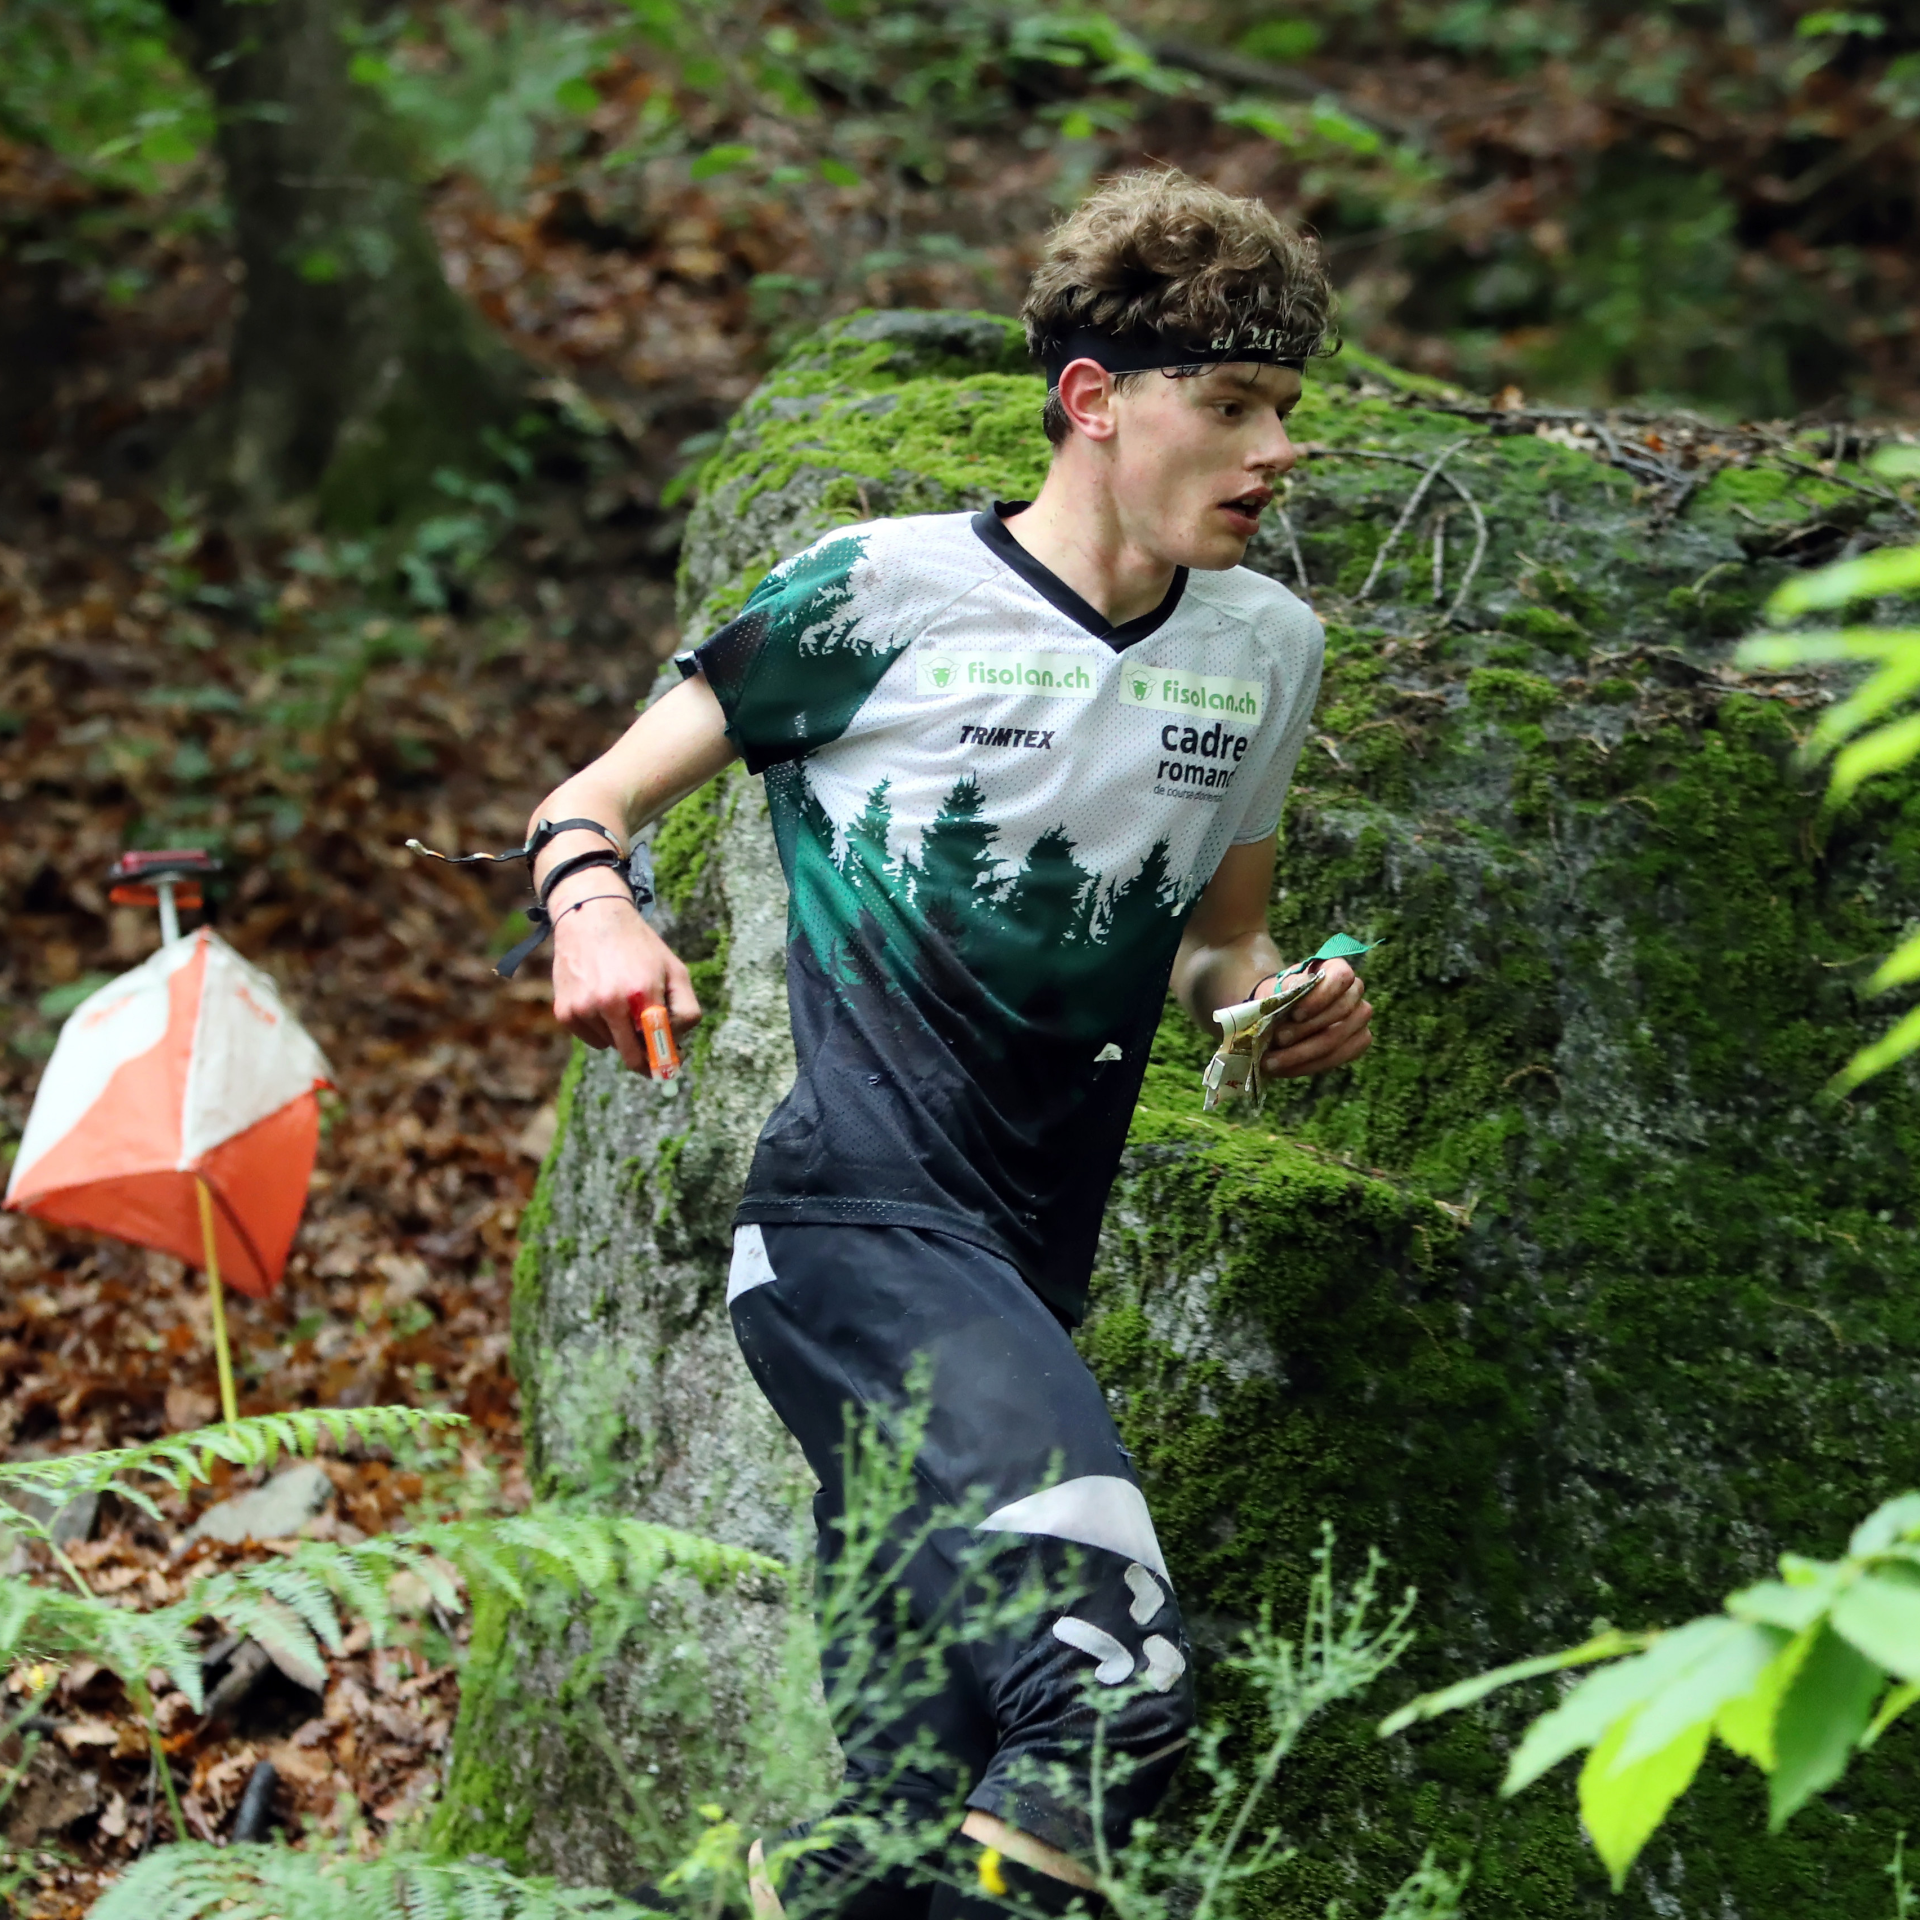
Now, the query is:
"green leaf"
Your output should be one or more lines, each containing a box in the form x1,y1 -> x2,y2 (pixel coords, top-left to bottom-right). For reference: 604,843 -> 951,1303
1237,19 -> 1325,62
1795,9 -> 1885,35
1614,1620 -> 1787,1766
1578,1710 -> 1711,1890
818,156 -> 860,186
1217,97 -> 1300,145
1829,711 -> 1920,803
1832,1001 -> 1920,1095
1805,644 -> 1920,754
1868,931 -> 1920,994
1504,1620 -> 1729,1795
1377,1629 -> 1646,1738
1863,1679 -> 1920,1748
689,142 -> 754,180
1872,446 -> 1920,479
1767,1624 -> 1884,1828
1715,1629 -> 1812,1771
1768,543 -> 1920,617
1728,1576 -> 1837,1633
1311,933 -> 1377,961
36,974 -> 115,1020
1850,1494 -> 1920,1556
1737,627 -> 1915,669
1830,1569 -> 1920,1681
555,76 -> 600,114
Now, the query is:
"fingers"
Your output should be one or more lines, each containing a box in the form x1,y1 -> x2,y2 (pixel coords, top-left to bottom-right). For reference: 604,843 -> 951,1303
1288,959 -> 1357,1029
550,910 -> 694,1075
604,994 -> 650,1075
660,954 -> 703,1037
1262,990 -> 1375,1080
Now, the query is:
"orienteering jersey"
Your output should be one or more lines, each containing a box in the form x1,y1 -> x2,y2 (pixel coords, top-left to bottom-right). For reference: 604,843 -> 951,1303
682,504 -> 1323,1322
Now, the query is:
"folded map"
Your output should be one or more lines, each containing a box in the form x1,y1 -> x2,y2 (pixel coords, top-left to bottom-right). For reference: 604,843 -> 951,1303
1202,934 -> 1377,1111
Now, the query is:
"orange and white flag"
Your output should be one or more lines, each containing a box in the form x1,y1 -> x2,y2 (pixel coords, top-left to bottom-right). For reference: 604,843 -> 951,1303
6,929 -> 332,1296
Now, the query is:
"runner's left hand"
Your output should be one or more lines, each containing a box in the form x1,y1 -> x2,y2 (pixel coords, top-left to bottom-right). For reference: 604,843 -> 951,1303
1259,959 -> 1373,1079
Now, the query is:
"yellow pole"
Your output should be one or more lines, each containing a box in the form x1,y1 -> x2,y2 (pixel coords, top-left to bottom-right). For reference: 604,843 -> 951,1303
194,1177 -> 238,1429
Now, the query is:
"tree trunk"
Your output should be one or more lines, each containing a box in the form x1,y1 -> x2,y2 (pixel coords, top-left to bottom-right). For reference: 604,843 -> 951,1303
443,311 -> 1920,1915
164,0 -> 524,526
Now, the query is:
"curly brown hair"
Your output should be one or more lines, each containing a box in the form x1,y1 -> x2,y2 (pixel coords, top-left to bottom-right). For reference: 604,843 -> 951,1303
1021,168 -> 1335,445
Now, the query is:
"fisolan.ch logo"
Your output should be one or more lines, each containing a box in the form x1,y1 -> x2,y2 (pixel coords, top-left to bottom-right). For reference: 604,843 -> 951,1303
1118,666 -> 1263,722
916,650 -> 1099,699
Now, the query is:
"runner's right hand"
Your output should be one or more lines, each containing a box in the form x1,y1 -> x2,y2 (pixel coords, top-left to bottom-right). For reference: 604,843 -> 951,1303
550,895 -> 702,1074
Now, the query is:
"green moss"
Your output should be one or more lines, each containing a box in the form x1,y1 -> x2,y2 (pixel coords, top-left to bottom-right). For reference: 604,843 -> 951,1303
509,1039 -> 587,1455
1501,604 -> 1587,653
430,1582 -> 534,1867
728,374 -> 1050,514
654,776 -> 730,914
1467,667 -> 1560,720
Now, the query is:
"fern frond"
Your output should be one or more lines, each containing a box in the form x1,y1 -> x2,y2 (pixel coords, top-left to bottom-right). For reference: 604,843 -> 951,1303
0,1406 -> 467,1513
92,1843 -> 638,1920
0,1508 -> 778,1712
428,1509 -> 777,1607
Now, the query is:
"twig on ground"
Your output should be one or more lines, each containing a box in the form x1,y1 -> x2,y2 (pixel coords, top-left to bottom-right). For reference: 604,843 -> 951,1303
1276,505 -> 1309,594
1357,439 -> 1469,601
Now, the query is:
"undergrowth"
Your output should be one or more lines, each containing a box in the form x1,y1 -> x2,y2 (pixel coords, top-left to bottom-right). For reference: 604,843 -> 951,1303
13,1397 -> 1466,1919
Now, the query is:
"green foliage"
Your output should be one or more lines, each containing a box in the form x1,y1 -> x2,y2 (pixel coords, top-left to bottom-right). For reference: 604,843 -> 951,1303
0,1405 -> 767,1712
1736,446 -> 1920,1089
0,1403 -> 771,1896
348,8 -> 609,201
92,1845 -> 637,1920
1095,1530 -> 1436,1919
1382,1490 -> 1920,1892
0,1406 -> 461,1536
0,0 -> 208,192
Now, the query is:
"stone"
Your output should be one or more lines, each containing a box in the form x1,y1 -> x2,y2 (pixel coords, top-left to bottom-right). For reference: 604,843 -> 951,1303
187,1461 -> 334,1545
2,1487 -> 99,1552
442,313 -> 1920,1917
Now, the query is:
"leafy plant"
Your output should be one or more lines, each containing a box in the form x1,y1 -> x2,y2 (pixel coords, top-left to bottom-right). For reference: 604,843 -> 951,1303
1736,444 -> 1920,1089
1381,1488 -> 1920,1890
92,1845 -> 639,1920
0,0 -> 208,192
0,1406 -> 773,1855
1092,1528 -> 1453,1920
348,7 -> 609,202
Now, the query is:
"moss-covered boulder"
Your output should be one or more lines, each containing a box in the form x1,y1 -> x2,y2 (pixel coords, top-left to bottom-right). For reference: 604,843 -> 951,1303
445,310 -> 1920,1916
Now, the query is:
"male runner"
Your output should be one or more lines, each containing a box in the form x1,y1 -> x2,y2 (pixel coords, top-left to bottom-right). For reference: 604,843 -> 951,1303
524,169 -> 1373,1917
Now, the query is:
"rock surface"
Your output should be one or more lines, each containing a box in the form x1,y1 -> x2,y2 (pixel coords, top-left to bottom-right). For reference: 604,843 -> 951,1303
187,1462 -> 334,1545
443,311 -> 1920,1917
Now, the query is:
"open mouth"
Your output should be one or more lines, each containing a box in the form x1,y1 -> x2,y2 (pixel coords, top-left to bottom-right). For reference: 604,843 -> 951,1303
1218,490 -> 1271,532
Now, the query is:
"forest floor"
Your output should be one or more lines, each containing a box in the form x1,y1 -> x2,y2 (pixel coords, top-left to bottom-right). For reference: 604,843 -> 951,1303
0,126 -> 800,1911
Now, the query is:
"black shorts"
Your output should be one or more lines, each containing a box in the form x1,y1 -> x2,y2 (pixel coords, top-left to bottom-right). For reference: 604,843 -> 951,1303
728,1222 -> 1195,1901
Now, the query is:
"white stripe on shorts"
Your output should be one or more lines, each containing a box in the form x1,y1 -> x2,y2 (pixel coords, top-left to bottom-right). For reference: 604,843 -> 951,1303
978,1474 -> 1169,1584
727,1223 -> 778,1304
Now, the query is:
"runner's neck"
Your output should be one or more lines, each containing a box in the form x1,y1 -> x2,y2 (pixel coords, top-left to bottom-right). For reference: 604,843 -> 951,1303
980,502 -> 1186,650
997,475 -> 1181,629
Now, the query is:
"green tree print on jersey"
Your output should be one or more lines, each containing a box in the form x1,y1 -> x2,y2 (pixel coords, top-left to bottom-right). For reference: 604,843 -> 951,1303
705,534 -> 908,764
770,765 -> 1186,1047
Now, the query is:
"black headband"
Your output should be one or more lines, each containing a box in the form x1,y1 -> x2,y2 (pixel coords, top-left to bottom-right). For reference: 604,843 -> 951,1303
1041,324 -> 1306,388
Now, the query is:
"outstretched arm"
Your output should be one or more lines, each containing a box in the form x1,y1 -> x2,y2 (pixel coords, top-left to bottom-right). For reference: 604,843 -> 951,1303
1170,836 -> 1373,1080
527,673 -> 738,1073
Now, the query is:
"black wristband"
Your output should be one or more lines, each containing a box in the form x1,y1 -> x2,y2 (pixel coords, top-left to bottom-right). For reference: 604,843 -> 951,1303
537,847 -> 623,910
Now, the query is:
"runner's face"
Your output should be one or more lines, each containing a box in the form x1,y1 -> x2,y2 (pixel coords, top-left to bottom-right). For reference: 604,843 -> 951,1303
1107,362 -> 1302,571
